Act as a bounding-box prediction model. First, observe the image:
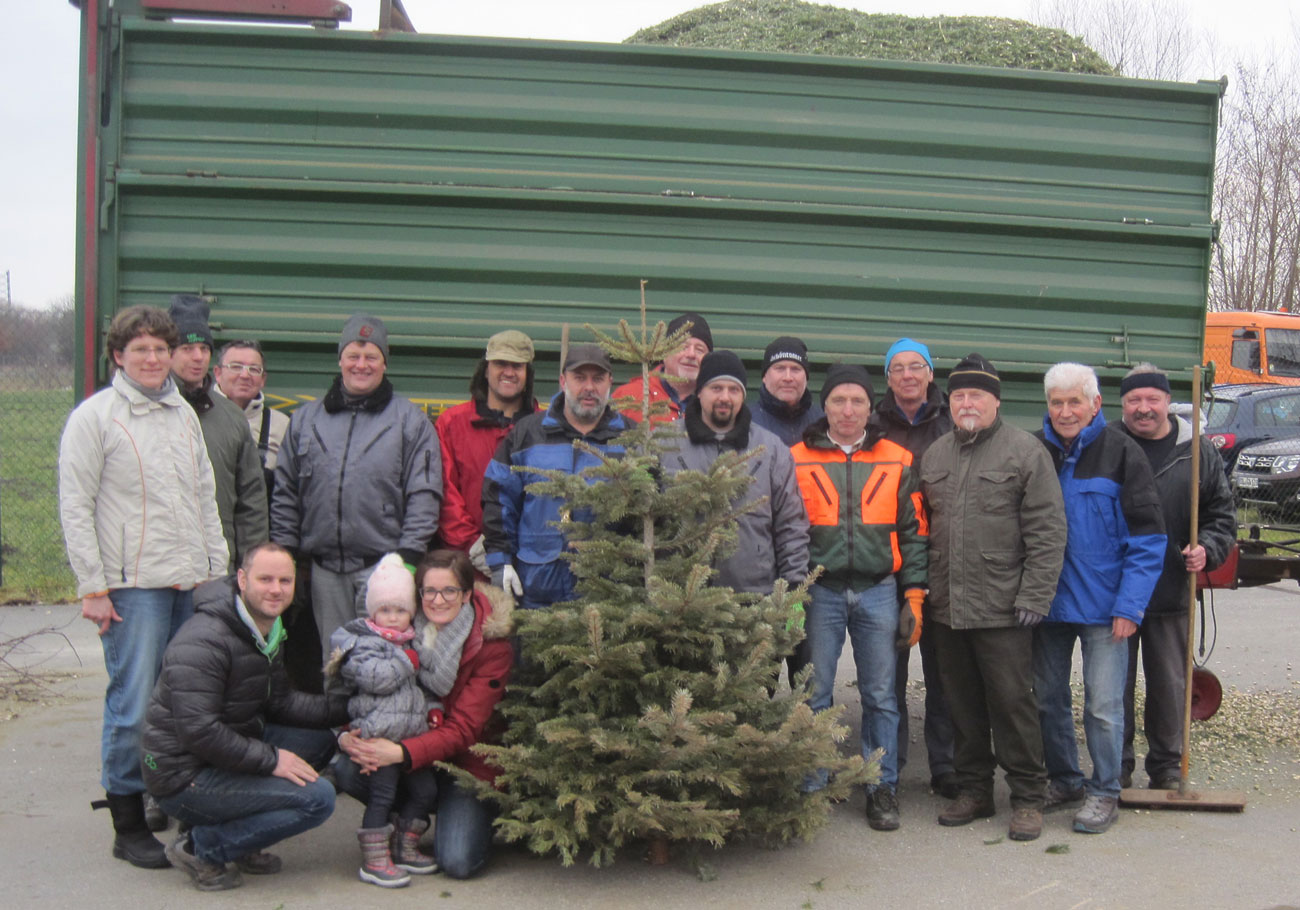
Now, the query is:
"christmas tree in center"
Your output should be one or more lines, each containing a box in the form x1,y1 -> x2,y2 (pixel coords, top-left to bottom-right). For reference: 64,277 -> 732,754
461,284 -> 874,868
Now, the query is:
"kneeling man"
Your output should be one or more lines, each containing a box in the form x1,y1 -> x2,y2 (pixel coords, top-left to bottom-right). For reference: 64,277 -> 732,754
141,542 -> 348,891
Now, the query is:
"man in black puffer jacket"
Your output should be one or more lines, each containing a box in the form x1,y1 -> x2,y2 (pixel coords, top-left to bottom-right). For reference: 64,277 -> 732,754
142,542 -> 349,892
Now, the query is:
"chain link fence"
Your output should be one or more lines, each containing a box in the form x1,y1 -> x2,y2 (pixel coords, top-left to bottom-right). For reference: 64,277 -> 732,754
0,359 -> 75,603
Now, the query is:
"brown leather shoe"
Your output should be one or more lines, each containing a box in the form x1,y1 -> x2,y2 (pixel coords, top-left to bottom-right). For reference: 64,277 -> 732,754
938,793 -> 996,827
1008,806 -> 1043,841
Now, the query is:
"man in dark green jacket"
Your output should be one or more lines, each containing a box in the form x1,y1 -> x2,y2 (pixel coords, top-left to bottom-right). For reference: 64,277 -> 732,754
920,353 -> 1065,843
169,294 -> 268,574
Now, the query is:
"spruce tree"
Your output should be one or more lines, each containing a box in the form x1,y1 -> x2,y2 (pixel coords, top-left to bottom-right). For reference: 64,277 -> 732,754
457,284 -> 875,868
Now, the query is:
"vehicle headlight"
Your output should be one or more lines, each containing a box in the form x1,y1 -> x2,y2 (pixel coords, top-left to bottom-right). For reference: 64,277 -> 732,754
1273,455 -> 1300,474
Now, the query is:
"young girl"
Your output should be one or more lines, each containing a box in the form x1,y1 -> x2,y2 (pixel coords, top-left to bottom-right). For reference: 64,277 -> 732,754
327,553 -> 437,888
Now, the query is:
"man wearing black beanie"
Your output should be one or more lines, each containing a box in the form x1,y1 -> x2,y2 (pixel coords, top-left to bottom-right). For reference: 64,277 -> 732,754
920,353 -> 1066,842
752,335 -> 824,447
790,362 -> 927,832
661,351 -> 810,620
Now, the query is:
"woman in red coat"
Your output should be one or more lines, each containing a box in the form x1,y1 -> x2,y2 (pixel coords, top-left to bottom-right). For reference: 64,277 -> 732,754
338,549 -> 513,879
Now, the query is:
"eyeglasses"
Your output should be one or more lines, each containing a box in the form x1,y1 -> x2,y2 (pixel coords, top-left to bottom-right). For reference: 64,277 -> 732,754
888,363 -> 930,376
220,362 -> 265,376
123,344 -> 170,359
420,586 -> 464,601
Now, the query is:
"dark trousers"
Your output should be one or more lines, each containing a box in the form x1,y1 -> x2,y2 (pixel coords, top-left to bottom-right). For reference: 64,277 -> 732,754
1123,610 -> 1188,782
360,764 -> 440,828
932,621 -> 1046,809
895,618 -> 955,777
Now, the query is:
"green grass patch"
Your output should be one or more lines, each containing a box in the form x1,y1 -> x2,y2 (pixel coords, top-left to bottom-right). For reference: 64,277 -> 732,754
0,387 -> 76,603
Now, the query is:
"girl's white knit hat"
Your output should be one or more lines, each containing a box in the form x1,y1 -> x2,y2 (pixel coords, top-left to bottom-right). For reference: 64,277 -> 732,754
364,553 -> 416,616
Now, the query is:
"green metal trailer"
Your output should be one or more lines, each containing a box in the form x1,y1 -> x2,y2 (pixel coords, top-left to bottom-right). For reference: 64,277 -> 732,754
74,0 -> 1223,425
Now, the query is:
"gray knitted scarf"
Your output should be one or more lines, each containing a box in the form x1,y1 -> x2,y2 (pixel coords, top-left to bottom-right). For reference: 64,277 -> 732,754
413,601 -> 474,700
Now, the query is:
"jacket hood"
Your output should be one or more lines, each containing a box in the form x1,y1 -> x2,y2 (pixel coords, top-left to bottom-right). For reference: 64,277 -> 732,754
475,581 -> 515,640
683,395 -> 752,449
800,415 -> 885,451
757,383 -> 813,421
875,383 -> 947,428
193,576 -> 258,643
322,374 -> 395,414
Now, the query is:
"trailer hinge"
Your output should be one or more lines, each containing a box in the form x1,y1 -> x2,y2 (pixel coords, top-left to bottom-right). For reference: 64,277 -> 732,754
1103,325 -> 1133,367
99,159 -> 116,232
1121,217 -> 1155,225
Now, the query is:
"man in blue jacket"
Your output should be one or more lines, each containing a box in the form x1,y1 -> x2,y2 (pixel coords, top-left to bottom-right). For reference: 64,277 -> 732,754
1035,362 -> 1165,835
482,344 -> 626,609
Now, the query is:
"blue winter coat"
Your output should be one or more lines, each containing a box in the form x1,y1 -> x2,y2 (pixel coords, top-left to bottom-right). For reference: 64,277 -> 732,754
481,392 -> 626,607
1037,412 -> 1166,626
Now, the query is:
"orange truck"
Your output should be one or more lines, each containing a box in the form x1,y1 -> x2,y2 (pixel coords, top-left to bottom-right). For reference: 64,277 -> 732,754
1205,311 -> 1300,386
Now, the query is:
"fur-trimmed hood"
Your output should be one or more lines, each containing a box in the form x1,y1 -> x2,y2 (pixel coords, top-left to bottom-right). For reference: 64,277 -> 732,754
474,580 -> 514,640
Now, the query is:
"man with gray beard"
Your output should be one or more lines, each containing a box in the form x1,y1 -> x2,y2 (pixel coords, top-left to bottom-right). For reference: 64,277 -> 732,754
482,344 -> 627,610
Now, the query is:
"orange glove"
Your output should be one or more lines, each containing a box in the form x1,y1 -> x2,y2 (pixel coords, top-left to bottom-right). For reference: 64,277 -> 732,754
898,588 -> 925,649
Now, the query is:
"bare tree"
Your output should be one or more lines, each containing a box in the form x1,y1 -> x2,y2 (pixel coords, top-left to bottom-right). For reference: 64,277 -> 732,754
1210,53 -> 1300,312
1031,0 -> 1202,80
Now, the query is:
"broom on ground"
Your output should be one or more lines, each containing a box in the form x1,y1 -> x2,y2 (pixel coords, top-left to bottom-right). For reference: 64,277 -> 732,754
1120,365 -> 1246,812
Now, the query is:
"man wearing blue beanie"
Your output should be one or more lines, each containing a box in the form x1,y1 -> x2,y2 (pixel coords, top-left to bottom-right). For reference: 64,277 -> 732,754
868,337 -> 958,800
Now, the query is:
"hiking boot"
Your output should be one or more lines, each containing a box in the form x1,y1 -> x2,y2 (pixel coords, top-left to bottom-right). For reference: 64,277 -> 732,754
1073,795 -> 1119,834
930,772 -> 960,800
865,788 -> 900,831
391,817 -> 438,874
234,850 -> 282,875
358,826 -> 410,888
96,793 -> 170,869
142,793 -> 169,832
1008,807 -> 1043,842
1043,779 -> 1086,811
938,793 -> 995,827
165,833 -> 244,892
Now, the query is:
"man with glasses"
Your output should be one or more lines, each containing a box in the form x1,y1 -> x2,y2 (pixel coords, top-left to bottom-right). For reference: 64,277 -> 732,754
214,340 -> 290,496
614,312 -> 713,424
169,295 -> 268,573
868,338 -> 958,800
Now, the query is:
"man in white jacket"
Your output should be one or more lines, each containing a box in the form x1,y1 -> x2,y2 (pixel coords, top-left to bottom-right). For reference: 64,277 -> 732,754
59,304 -> 228,871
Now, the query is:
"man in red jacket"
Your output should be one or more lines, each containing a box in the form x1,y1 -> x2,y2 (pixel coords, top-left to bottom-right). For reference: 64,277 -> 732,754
434,330 -> 538,572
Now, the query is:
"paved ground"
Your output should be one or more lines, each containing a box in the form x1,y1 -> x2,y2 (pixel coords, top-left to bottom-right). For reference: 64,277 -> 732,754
1,583 -> 1297,909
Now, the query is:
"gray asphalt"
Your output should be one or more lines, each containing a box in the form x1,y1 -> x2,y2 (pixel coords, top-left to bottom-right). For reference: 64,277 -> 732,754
1,584 -> 1297,909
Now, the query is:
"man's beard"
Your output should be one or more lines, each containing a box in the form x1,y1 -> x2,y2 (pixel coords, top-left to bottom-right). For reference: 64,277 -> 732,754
566,389 -> 608,421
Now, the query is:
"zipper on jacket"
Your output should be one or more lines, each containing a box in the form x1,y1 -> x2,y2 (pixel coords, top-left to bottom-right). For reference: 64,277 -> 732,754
336,412 -> 358,564
863,471 -> 887,509
845,451 -> 854,580
811,471 -> 834,507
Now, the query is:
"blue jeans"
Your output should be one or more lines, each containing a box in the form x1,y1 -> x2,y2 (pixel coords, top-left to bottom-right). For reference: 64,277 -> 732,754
157,724 -> 338,865
1034,622 -> 1128,799
807,578 -> 899,790
100,587 -> 194,793
335,760 -> 496,879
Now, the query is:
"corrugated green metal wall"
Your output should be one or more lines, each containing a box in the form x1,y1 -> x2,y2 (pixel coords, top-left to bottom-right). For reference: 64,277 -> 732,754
85,18 -> 1221,425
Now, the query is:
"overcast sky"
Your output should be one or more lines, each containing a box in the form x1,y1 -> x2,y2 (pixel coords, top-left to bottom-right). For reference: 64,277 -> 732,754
3,0 -> 1295,309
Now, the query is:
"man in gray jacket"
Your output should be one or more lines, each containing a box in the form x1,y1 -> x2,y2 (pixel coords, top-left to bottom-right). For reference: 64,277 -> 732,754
169,295 -> 269,573
920,353 -> 1066,843
271,314 -> 441,661
660,350 -> 810,638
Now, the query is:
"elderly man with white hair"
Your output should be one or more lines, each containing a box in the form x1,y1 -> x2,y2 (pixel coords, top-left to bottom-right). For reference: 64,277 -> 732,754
1034,362 -> 1166,835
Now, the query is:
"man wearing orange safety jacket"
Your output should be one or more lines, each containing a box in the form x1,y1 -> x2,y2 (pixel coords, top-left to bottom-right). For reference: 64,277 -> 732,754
790,362 -> 928,833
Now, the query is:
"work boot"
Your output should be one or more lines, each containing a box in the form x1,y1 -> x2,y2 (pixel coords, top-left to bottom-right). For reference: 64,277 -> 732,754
930,772 -> 960,800
1073,795 -> 1119,834
1043,778 -> 1086,811
937,792 -> 995,827
234,850 -> 283,874
165,833 -> 243,892
358,826 -> 410,888
94,793 -> 170,869
142,792 -> 169,832
1150,774 -> 1182,790
391,817 -> 438,874
1008,806 -> 1043,842
865,788 -> 900,831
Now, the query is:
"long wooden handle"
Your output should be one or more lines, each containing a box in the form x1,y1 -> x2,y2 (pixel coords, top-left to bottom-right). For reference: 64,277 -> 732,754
1179,365 -> 1202,793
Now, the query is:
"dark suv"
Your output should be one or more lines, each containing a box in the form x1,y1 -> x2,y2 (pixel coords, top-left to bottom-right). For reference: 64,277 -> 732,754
1204,383 -> 1300,473
1231,436 -> 1300,520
